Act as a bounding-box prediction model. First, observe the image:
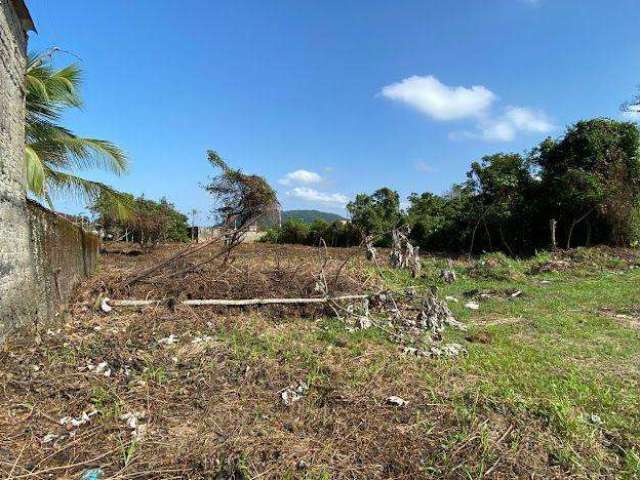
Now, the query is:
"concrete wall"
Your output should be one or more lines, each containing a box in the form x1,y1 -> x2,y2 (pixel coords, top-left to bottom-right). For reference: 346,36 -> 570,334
194,226 -> 266,243
0,0 -> 98,340
0,0 -> 36,331
27,201 -> 99,319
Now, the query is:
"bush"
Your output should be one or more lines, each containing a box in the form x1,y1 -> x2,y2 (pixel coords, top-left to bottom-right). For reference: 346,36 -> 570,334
261,219 -> 361,247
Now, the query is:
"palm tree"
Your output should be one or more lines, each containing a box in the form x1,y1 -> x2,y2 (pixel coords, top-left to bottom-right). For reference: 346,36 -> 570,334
25,49 -> 130,217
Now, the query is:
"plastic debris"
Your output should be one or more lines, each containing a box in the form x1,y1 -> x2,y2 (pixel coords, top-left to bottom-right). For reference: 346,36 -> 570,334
403,342 -> 467,359
428,343 -> 467,358
60,409 -> 98,430
87,361 -> 112,377
386,396 -> 408,407
464,301 -> 480,310
357,316 -> 372,330
43,433 -> 62,444
191,335 -> 215,344
158,334 -> 179,346
81,468 -> 104,480
121,411 -> 147,439
587,413 -> 603,426
510,290 -> 523,298
445,296 -> 458,303
100,298 -> 112,313
280,381 -> 309,407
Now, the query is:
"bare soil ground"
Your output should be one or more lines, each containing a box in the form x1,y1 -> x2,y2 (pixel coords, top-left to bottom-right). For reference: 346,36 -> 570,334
1,243 -> 639,479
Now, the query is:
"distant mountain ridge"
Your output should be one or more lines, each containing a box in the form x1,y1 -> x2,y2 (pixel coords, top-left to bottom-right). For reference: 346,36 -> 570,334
259,209 -> 347,228
283,210 -> 346,223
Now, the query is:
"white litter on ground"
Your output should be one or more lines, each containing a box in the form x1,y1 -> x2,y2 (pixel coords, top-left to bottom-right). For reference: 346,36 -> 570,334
464,301 -> 480,310
87,361 -> 112,377
158,334 -> 179,346
60,410 -> 98,430
386,396 -> 408,407
121,411 -> 147,439
280,381 -> 309,406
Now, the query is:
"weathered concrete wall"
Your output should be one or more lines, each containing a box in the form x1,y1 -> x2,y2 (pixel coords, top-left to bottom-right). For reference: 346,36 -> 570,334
1,1 -> 96,340
0,0 -> 36,332
27,201 -> 100,318
195,226 -> 265,243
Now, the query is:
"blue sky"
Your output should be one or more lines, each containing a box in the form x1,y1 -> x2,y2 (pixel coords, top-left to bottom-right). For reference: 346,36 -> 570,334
27,0 -> 640,222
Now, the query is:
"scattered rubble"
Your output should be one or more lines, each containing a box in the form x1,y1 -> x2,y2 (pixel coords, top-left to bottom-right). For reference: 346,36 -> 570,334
429,343 -> 467,358
191,335 -> 215,344
87,361 -> 112,377
440,269 -> 457,284
357,316 -> 373,330
403,343 -> 468,359
121,411 -> 147,439
42,433 -> 62,444
60,410 -> 98,431
280,381 -> 309,407
531,259 -> 571,274
465,301 -> 480,310
158,334 -> 179,346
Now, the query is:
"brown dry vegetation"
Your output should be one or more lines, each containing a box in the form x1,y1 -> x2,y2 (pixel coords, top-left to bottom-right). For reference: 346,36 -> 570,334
1,243 -> 639,479
102,242 -> 383,305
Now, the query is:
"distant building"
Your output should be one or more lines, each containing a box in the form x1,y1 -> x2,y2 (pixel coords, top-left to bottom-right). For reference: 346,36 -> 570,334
189,222 -> 263,243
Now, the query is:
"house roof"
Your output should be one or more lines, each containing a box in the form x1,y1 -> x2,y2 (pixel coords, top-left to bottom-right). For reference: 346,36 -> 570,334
10,0 -> 36,33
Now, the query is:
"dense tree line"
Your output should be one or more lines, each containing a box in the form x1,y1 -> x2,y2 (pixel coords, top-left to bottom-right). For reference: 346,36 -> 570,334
91,193 -> 190,244
261,218 -> 361,247
264,118 -> 640,254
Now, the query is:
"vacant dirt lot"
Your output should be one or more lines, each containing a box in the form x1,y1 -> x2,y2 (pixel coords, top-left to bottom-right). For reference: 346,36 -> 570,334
1,243 -> 639,479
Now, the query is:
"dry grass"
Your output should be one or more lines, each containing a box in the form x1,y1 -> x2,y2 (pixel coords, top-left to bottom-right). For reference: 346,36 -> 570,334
1,242 -> 639,479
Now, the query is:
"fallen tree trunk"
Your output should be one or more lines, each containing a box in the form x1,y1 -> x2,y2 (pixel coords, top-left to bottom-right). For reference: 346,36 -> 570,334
108,294 -> 369,308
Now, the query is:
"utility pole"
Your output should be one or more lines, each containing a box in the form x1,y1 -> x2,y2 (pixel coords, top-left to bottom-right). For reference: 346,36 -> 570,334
190,208 -> 199,242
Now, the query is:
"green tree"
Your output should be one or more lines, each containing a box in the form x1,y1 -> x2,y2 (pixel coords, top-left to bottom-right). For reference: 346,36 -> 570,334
347,188 -> 403,245
534,119 -> 640,246
25,50 -> 130,216
466,153 -> 532,254
407,184 -> 476,252
91,193 -> 189,244
278,219 -> 311,244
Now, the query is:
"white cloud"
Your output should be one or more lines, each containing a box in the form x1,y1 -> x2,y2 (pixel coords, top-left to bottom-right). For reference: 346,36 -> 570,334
622,107 -> 640,121
279,169 -> 322,186
471,106 -> 554,142
287,187 -> 349,205
503,106 -> 553,133
380,74 -> 554,142
380,75 -> 496,121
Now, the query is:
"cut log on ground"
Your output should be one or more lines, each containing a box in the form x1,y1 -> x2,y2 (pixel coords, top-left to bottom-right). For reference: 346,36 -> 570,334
107,294 -> 370,308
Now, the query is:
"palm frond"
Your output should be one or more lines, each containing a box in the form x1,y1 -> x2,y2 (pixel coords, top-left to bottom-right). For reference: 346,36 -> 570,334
45,168 -> 134,220
60,136 -> 129,174
24,49 -> 130,213
25,145 -> 46,196
26,52 -> 82,109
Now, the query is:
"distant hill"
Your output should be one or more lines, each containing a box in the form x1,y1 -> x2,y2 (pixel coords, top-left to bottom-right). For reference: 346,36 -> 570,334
259,210 -> 347,228
283,210 -> 346,223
